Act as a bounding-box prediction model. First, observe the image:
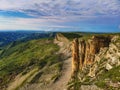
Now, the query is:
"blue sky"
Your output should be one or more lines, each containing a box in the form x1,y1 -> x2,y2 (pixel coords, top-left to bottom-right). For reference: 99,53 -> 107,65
0,0 -> 120,32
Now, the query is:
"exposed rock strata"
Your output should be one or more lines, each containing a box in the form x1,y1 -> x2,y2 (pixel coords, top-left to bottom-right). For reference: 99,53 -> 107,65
71,38 -> 79,77
72,36 -> 111,76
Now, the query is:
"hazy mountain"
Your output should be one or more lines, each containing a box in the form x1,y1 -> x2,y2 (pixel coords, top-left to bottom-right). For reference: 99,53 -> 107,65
0,31 -> 56,47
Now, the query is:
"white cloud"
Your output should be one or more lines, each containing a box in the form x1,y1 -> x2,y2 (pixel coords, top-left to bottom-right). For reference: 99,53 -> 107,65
118,25 -> 120,29
0,16 -> 81,30
0,0 -> 120,31
0,0 -> 120,17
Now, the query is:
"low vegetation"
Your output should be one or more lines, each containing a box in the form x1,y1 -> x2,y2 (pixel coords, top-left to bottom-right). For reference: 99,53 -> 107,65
95,65 -> 120,89
61,32 -> 120,41
0,38 -> 61,89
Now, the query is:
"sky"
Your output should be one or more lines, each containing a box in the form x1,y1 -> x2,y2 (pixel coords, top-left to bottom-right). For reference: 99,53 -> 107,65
0,0 -> 120,32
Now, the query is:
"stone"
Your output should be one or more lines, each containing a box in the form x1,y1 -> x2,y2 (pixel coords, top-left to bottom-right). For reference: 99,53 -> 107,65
106,63 -> 113,70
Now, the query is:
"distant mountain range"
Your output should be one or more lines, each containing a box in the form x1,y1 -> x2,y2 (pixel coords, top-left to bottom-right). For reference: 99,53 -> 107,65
0,31 -> 56,47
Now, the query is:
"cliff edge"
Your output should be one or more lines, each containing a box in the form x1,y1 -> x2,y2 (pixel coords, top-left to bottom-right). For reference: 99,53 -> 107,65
69,34 -> 120,90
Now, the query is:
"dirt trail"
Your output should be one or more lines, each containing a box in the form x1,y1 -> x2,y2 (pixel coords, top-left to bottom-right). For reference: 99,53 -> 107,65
49,57 -> 72,90
9,39 -> 72,90
19,57 -> 72,90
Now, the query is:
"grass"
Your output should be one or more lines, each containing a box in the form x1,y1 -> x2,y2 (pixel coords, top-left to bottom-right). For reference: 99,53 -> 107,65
0,51 -> 3,56
51,72 -> 62,82
61,32 -> 120,41
50,62 -> 63,82
67,76 -> 81,90
61,32 -> 82,40
30,71 -> 43,83
8,67 -> 39,90
0,38 -> 60,88
101,66 -> 120,82
95,81 -> 107,88
95,65 -> 120,89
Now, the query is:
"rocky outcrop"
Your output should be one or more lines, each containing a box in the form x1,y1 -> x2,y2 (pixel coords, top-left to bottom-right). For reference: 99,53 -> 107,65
71,36 -> 111,76
72,38 -> 79,77
54,33 -> 71,59
54,33 -> 69,44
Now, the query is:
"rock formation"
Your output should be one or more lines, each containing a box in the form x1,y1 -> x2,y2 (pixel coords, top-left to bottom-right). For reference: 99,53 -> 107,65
72,38 -> 79,78
54,33 -> 71,59
54,33 -> 69,43
71,35 -> 111,76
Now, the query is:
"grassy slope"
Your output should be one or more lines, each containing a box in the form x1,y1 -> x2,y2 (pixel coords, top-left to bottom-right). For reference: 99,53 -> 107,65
0,38 -> 60,89
95,65 -> 120,89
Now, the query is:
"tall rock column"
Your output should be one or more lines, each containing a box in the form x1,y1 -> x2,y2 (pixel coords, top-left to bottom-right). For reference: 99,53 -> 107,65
84,41 -> 90,66
71,38 -> 79,78
79,40 -> 86,70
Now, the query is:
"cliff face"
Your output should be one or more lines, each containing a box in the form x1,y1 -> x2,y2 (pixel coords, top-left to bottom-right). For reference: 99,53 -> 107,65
72,36 -> 111,76
72,39 -> 79,78
70,35 -> 120,90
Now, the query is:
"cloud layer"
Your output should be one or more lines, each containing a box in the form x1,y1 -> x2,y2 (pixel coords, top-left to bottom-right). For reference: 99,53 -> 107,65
0,0 -> 120,32
0,0 -> 120,17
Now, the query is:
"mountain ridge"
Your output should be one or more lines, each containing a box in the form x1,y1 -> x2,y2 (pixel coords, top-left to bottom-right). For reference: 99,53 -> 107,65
0,32 -> 120,90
